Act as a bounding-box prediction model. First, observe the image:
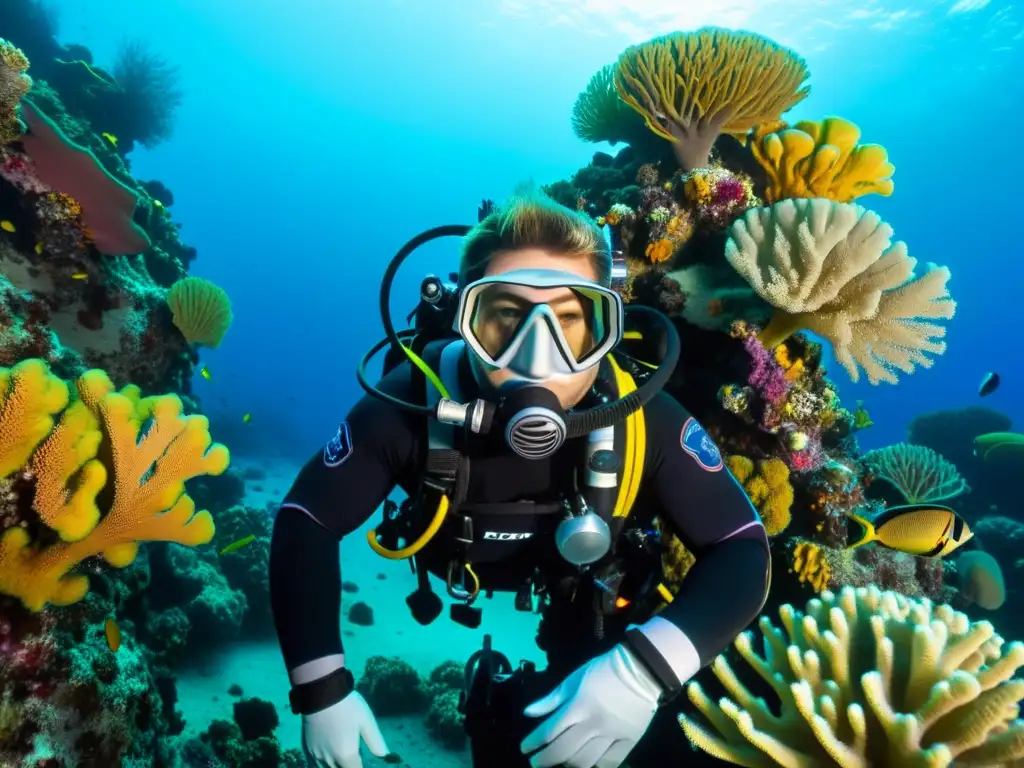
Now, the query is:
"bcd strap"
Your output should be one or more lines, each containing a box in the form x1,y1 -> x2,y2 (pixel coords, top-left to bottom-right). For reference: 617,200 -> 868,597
609,354 -> 646,524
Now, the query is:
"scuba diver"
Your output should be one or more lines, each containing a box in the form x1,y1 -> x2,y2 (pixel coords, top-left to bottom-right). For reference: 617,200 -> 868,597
270,186 -> 770,768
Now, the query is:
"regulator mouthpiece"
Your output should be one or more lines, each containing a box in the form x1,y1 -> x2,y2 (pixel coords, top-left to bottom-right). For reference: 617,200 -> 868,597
499,386 -> 567,460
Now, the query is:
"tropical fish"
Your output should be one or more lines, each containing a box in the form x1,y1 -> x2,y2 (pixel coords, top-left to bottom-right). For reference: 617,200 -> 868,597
71,273 -> 88,280
0,220 -> 15,233
101,132 -> 118,147
846,504 -> 972,558
853,401 -> 873,429
199,365 -> 212,381
242,413 -> 252,423
34,243 -> 43,254
104,617 -> 121,652
220,534 -> 256,556
979,372 -> 1000,397
153,199 -> 164,209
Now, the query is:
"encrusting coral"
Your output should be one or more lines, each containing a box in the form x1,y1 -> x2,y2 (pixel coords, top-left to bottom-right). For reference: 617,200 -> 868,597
0,357 -> 230,611
863,443 -> 970,504
726,455 -> 794,536
166,275 -> 234,348
614,28 -> 810,171
724,198 -> 956,384
750,117 -> 895,204
679,585 -> 1024,767
0,38 -> 31,145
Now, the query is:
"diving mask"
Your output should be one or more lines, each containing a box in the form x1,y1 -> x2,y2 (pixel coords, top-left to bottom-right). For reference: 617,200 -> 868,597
456,268 -> 624,383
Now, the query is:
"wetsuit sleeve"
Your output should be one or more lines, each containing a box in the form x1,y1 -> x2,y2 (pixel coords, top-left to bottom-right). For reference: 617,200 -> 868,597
624,392 -> 769,698
270,365 -> 420,671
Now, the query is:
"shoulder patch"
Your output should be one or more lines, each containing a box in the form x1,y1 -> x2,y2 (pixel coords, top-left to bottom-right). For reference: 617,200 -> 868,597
324,421 -> 353,467
680,416 -> 723,472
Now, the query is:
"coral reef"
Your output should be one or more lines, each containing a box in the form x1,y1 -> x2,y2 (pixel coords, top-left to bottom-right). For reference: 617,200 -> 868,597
680,585 -> 1024,766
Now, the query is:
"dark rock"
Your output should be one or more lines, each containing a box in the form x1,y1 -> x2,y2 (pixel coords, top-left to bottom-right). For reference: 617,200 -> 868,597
348,601 -> 374,627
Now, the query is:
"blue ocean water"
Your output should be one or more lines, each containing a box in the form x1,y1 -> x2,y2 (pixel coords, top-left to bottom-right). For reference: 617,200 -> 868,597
60,0 -> 1024,456
6,1 -> 1024,765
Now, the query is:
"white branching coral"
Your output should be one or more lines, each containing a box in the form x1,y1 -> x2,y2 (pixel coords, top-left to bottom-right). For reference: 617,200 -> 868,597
679,585 -> 1024,767
724,198 -> 956,385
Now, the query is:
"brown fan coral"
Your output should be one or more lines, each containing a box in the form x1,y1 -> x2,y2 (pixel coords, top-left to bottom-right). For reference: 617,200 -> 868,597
614,28 -> 810,171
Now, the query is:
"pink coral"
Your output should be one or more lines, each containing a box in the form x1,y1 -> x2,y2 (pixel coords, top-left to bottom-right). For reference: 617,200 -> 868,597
744,334 -> 789,404
0,147 -> 47,194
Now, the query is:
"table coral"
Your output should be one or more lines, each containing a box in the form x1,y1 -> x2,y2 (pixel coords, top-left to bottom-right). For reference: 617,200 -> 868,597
0,357 -> 229,612
679,585 -> 1024,766
751,117 -> 895,203
614,28 -> 810,171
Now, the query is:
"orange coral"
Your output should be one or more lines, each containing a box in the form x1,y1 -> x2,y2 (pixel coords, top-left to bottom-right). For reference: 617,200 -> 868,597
0,360 -> 230,611
645,238 -> 675,264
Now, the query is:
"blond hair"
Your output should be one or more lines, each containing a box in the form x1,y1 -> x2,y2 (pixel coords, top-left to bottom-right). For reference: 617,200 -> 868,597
458,183 -> 611,287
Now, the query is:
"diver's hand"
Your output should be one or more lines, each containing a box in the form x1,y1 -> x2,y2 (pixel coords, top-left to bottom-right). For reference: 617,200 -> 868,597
302,691 -> 389,768
520,644 -> 661,768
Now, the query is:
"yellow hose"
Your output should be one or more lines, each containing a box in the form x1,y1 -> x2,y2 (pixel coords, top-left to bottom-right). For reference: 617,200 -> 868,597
367,495 -> 450,560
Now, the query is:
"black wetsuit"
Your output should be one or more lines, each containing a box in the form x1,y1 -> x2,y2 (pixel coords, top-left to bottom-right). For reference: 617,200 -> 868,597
271,350 -> 769,767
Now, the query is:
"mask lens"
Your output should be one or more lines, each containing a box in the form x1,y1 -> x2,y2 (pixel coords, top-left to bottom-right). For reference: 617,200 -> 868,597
467,283 -> 614,366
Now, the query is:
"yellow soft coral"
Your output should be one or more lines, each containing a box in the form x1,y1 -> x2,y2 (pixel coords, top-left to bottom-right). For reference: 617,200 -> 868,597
726,455 -> 793,536
166,276 -> 234,348
751,117 -> 895,203
0,38 -> 31,145
0,361 -> 230,611
0,359 -> 70,477
614,28 -> 809,171
725,198 -> 956,384
790,539 -> 832,592
679,585 -> 1024,767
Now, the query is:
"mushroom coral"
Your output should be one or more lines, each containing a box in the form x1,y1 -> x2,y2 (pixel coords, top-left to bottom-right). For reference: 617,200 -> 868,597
614,28 -> 810,171
724,198 -> 956,385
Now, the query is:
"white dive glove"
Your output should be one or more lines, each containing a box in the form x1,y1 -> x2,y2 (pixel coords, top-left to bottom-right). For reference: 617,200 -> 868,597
302,691 -> 389,768
519,643 -> 663,768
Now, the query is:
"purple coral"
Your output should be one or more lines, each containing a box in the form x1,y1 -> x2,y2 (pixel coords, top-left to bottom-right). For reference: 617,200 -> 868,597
744,334 -> 789,404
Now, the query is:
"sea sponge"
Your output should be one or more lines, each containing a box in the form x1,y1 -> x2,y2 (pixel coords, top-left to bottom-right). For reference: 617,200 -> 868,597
166,276 -> 233,348
726,455 -> 793,536
0,39 -> 30,145
751,117 -> 895,203
725,198 -> 956,385
863,443 -> 969,504
0,360 -> 230,611
678,585 -> 1024,766
614,28 -> 810,171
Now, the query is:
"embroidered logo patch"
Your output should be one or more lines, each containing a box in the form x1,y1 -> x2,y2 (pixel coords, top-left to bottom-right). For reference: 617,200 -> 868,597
323,421 -> 353,467
681,416 -> 723,472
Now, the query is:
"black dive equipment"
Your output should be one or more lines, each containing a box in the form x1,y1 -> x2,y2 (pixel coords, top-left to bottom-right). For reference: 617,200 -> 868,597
355,226 -> 682,459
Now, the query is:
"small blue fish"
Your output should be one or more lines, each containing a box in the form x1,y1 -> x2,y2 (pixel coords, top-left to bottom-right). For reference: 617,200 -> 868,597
979,372 -> 1000,397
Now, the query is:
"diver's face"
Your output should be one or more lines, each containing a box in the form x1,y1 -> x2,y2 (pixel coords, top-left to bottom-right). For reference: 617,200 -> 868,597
474,248 -> 601,409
